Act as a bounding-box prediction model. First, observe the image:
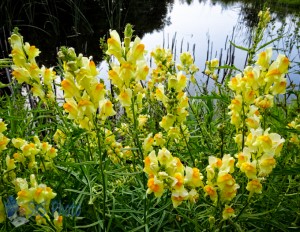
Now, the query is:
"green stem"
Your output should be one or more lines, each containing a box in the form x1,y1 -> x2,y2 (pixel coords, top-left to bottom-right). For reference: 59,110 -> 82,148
179,125 -> 195,166
94,121 -> 107,231
130,95 -> 148,231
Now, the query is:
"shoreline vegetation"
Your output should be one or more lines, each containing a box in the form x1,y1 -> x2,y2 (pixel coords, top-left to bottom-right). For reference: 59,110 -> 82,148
0,7 -> 299,232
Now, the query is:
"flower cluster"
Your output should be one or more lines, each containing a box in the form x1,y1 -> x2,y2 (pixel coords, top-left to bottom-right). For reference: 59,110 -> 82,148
10,136 -> 57,172
228,48 -> 288,131
104,129 -> 125,163
144,148 -> 203,207
204,155 -> 239,203
204,58 -> 219,81
58,47 -> 115,130
13,175 -> 62,230
204,155 -> 238,220
149,48 -> 198,144
177,52 -> 199,83
9,32 -> 57,103
106,24 -> 149,119
228,48 -> 287,195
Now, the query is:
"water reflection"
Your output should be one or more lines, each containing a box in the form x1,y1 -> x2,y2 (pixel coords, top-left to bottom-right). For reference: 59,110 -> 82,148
0,0 -> 174,64
0,0 -> 299,86
143,0 -> 299,90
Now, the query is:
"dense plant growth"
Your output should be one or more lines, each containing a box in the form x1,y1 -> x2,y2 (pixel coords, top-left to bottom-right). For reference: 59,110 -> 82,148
0,8 -> 299,231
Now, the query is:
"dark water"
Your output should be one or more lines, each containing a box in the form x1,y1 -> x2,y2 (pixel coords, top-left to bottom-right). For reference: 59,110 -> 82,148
0,0 -> 299,87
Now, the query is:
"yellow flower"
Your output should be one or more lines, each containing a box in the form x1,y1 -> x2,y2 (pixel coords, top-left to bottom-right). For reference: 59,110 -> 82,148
176,72 -> 187,92
9,34 -> 26,66
267,54 -> 289,76
157,148 -> 173,166
271,78 -> 286,95
99,99 -> 116,119
171,172 -> 185,190
144,150 -> 159,176
31,83 -> 45,100
0,133 -> 10,152
217,171 -> 235,191
256,48 -> 272,70
187,189 -> 199,204
168,76 -> 178,89
159,114 -> 175,131
246,115 -> 260,129
53,211 -> 63,231
41,66 -> 57,86
78,98 -> 96,119
120,62 -> 134,86
204,185 -> 218,202
177,92 -> 189,108
179,52 -> 194,68
184,167 -> 203,188
6,155 -> 16,170
13,152 -> 25,163
228,74 -> 242,92
14,178 -> 29,191
63,98 -> 79,119
229,112 -> 241,128
32,186 -> 46,204
220,187 -> 239,202
0,119 -> 7,133
35,215 -> 47,225
19,203 -> 35,218
127,37 -> 145,63
12,67 -> 30,84
154,132 -> 165,147
17,189 -> 33,205
220,154 -> 235,173
254,95 -> 274,109
21,142 -> 40,157
240,161 -> 257,179
143,134 -> 154,153
61,78 -> 81,100
206,165 -> 215,184
155,84 -> 167,103
136,60 -> 149,81
171,188 -> 188,208
246,179 -> 262,194
146,176 -> 164,198
210,58 -> 219,68
208,156 -> 222,169
243,89 -> 257,104
118,88 -> 132,107
228,94 -> 243,112
258,154 -> 276,177
53,129 -> 66,147
222,205 -> 235,220
108,69 -> 122,89
24,42 -> 40,60
46,147 -> 57,159
138,115 -> 149,128
167,126 -> 181,139
106,30 -> 123,62
91,83 -> 106,105
235,147 -> 251,168
166,157 -> 184,176
245,127 -> 264,152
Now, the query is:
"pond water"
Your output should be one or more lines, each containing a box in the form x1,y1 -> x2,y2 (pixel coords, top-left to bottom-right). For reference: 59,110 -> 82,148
1,0 -> 299,92
99,0 -> 300,90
